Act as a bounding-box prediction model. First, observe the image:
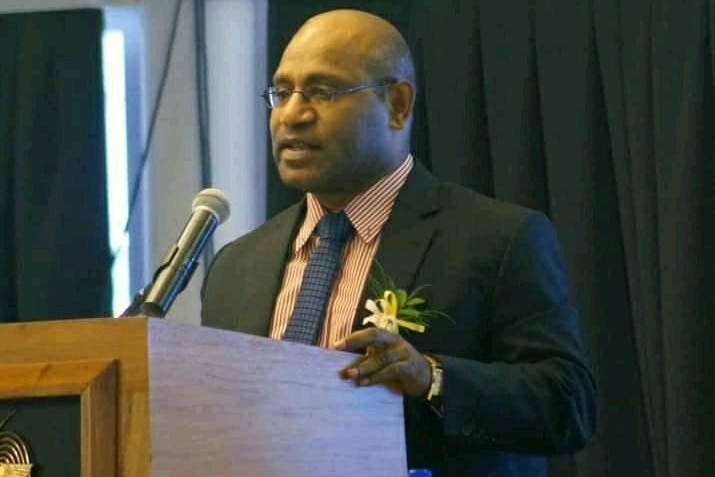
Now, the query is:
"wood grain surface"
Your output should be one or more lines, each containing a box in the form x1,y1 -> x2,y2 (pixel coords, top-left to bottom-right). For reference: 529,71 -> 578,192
0,318 -> 407,476
147,319 -> 406,477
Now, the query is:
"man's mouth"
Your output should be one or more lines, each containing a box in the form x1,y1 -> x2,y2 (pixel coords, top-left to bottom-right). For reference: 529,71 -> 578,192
280,138 -> 320,150
279,138 -> 321,160
285,143 -> 313,151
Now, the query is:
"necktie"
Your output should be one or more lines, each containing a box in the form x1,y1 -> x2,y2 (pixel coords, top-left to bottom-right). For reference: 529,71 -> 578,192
282,211 -> 353,345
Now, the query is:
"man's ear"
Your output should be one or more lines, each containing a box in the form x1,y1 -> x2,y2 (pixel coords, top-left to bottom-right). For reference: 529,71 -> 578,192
386,80 -> 415,130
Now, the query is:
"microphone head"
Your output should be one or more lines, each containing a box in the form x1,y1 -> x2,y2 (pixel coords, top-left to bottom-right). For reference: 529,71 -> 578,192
192,188 -> 231,224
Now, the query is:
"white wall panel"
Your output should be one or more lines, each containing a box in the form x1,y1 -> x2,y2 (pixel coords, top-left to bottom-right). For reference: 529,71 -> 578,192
207,0 -> 267,250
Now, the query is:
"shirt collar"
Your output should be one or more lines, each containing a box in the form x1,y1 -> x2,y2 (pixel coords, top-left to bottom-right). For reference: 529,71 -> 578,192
295,154 -> 414,250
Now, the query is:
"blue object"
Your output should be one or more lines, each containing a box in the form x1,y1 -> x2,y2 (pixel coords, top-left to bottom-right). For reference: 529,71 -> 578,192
407,470 -> 433,477
282,211 -> 353,344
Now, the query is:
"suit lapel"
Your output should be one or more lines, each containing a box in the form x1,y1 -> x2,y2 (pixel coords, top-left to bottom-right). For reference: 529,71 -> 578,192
236,201 -> 304,336
352,162 -> 441,330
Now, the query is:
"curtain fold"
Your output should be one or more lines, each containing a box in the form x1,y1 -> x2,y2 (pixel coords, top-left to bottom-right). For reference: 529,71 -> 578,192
267,1 -> 713,475
0,9 -> 111,322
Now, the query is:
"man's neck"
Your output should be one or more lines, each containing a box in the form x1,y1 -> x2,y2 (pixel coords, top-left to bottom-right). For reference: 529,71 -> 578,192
312,154 -> 410,211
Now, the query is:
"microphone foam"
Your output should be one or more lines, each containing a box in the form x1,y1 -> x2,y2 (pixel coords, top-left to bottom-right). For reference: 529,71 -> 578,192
192,188 -> 231,224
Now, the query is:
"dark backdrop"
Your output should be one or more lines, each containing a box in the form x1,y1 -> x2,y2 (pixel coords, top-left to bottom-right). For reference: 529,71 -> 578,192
267,1 -> 714,476
0,9 -> 111,322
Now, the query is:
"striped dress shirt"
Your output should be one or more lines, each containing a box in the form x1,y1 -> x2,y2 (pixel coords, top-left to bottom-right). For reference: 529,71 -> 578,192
270,154 -> 414,348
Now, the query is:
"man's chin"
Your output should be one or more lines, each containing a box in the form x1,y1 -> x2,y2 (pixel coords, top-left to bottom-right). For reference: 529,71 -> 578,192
277,169 -> 317,193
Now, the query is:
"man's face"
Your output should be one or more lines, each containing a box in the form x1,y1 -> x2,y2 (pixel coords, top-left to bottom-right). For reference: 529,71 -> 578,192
269,30 -> 393,200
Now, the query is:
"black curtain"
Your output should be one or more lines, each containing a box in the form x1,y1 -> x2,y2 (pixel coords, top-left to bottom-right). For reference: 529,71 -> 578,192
267,1 -> 714,476
0,9 -> 111,322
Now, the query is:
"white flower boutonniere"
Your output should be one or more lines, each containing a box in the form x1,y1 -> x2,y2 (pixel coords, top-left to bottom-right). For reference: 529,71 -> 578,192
362,263 -> 450,334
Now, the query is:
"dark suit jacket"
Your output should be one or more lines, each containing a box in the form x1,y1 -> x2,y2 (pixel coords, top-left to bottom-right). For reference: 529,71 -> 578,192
202,163 -> 596,476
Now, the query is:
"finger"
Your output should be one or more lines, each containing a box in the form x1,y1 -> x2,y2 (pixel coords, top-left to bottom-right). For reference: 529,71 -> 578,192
356,361 -> 406,387
358,357 -> 432,397
338,354 -> 369,379
334,328 -> 401,351
337,337 -> 393,379
344,345 -> 407,380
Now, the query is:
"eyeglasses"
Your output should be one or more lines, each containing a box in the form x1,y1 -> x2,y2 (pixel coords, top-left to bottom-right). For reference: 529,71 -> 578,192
261,78 -> 396,109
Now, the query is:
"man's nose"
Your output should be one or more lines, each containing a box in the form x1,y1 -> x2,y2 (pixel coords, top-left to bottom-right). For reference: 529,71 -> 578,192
276,92 -> 316,127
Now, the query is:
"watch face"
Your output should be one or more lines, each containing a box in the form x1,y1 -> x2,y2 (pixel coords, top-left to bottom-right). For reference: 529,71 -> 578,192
432,368 -> 443,396
426,356 -> 443,400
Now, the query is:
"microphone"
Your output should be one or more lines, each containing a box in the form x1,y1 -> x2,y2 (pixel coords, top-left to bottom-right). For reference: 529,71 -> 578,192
139,188 -> 231,317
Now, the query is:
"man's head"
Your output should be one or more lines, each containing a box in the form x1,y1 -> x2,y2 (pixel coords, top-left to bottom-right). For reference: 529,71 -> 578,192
268,9 -> 416,209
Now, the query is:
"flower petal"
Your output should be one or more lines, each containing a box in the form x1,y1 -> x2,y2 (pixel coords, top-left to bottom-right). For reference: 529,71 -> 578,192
365,299 -> 380,314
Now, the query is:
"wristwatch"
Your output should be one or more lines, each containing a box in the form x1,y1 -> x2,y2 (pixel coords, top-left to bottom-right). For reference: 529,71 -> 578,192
423,354 -> 444,401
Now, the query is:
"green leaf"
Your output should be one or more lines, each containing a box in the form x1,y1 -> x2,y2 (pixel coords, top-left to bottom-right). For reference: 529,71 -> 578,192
366,259 -> 454,327
408,284 -> 431,299
405,296 -> 426,307
398,308 -> 421,318
396,289 -> 408,308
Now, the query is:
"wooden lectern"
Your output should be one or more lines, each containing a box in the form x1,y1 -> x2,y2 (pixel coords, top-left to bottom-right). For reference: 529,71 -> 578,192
0,317 -> 407,476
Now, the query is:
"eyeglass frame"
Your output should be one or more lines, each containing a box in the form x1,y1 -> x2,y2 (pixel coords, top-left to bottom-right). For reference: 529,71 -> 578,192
260,78 -> 398,109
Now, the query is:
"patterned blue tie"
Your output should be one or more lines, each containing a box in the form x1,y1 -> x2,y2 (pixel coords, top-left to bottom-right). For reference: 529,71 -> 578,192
282,211 -> 353,345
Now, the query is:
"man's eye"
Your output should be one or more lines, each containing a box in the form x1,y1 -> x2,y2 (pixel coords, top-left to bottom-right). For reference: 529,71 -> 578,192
306,86 -> 336,101
273,88 -> 292,100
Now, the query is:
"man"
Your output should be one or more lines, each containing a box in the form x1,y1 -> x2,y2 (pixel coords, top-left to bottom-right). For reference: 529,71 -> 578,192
202,9 -> 596,476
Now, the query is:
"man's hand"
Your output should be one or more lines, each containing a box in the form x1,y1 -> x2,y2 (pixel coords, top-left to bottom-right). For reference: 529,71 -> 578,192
334,328 -> 432,398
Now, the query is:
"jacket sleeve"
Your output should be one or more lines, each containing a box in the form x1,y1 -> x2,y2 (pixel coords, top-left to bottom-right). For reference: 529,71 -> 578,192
437,213 -> 596,454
